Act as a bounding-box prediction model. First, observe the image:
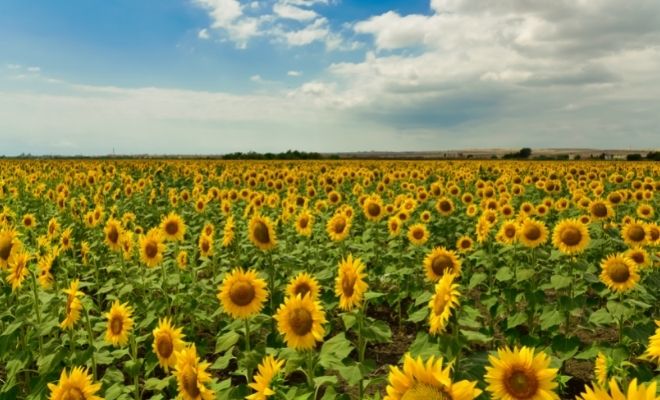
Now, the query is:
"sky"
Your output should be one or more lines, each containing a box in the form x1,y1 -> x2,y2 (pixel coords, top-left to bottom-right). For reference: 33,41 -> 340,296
1,0 -> 659,155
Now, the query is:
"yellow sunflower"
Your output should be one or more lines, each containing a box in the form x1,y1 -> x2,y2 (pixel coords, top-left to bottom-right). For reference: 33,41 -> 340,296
248,214 -> 277,251
37,251 -> 55,289
643,320 -> 660,364
218,268 -> 268,319
578,379 -> 658,400
294,210 -> 314,237
160,212 -> 186,242
496,220 -> 518,245
428,272 -> 460,335
335,254 -> 368,311
60,227 -> 73,252
552,218 -> 590,255
423,247 -> 462,282
518,218 -> 548,248
247,355 -> 285,400
636,203 -> 654,220
287,272 -> 320,301
139,228 -> 165,268
0,228 -> 20,270
173,344 -> 215,400
47,366 -> 102,400
60,280 -> 84,330
362,195 -> 384,222
198,233 -> 214,258
387,216 -> 402,237
326,213 -> 351,242
456,236 -> 474,253
222,215 -> 235,247
177,250 -> 188,270
594,352 -> 608,387
436,197 -> 455,216
152,317 -> 186,372
384,353 -> 482,400
274,294 -> 326,350
599,253 -> 639,293
105,300 -> 134,347
22,213 -> 37,229
621,220 -> 647,247
485,346 -> 559,400
6,251 -> 30,292
625,247 -> 651,269
407,223 -> 429,246
103,218 -> 124,252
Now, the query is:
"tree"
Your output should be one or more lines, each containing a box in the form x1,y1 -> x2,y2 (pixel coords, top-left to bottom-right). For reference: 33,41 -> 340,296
519,148 -> 532,158
626,153 -> 642,161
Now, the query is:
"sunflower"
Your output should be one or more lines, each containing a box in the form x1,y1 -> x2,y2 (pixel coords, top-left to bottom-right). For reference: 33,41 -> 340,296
218,268 -> 268,319
37,251 -> 55,289
335,254 -> 368,311
287,272 -> 320,301
384,353 -> 482,400
578,379 -> 658,400
496,220 -> 518,245
456,236 -> 474,253
47,217 -> 60,238
485,346 -> 559,400
60,280 -> 84,330
621,220 -> 647,247
0,228 -> 20,270
103,218 -> 124,252
22,213 -> 36,229
599,253 -> 639,293
423,247 -> 461,282
152,317 -> 186,372
6,251 -> 29,292
387,216 -> 402,237
198,233 -> 214,258
177,250 -> 188,270
119,231 -> 133,261
160,212 -> 186,242
247,355 -> 285,400
294,210 -> 313,237
139,228 -> 165,268
643,320 -> 660,364
407,223 -> 429,246
47,366 -> 102,400
326,213 -> 351,242
363,195 -> 384,221
594,352 -> 609,387
248,214 -> 277,251
646,223 -> 660,245
222,215 -> 235,247
552,218 -> 590,255
518,218 -> 548,248
636,203 -> 654,220
436,197 -> 455,216
173,344 -> 215,400
105,300 -> 134,347
428,273 -> 460,335
60,227 -> 73,252
275,294 -> 326,350
625,247 -> 651,269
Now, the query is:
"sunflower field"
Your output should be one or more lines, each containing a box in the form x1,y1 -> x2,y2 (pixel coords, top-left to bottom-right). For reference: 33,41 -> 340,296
0,159 -> 659,400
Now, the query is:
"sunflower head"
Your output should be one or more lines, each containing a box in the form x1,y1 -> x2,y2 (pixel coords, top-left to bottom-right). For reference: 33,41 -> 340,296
485,346 -> 559,400
621,220 -> 648,247
105,300 -> 134,347
0,228 -> 20,270
139,228 -> 165,268
247,355 -> 286,400
599,253 -> 639,293
363,195 -> 384,221
643,320 -> 660,365
335,254 -> 368,311
287,272 -> 320,301
407,223 -> 429,246
326,213 -> 351,242
594,352 -> 609,387
218,268 -> 268,319
578,379 -> 657,400
423,247 -> 461,282
152,317 -> 186,372
294,210 -> 314,237
518,218 -> 548,248
384,354 -> 481,400
6,250 -> 30,292
428,273 -> 460,335
456,236 -> 474,253
552,218 -> 590,255
47,366 -> 102,400
496,220 -> 519,245
248,214 -> 277,251
161,212 -> 186,242
274,294 -> 326,350
60,280 -> 84,330
173,344 -> 215,400
104,218 -> 124,252
387,216 -> 402,237
198,233 -> 214,258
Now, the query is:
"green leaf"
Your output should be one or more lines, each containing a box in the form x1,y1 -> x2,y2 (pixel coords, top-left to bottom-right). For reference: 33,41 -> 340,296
364,292 -> 384,301
211,351 -> 235,370
408,307 -> 429,323
314,375 -> 338,388
337,365 -> 362,386
341,313 -> 357,330
539,310 -> 562,330
550,275 -> 572,290
468,273 -> 487,289
516,269 -> 535,282
144,376 -> 174,391
215,331 -> 240,354
507,312 -> 527,330
319,333 -> 354,369
460,330 -> 492,344
589,308 -> 614,325
495,267 -> 513,282
362,320 -> 392,343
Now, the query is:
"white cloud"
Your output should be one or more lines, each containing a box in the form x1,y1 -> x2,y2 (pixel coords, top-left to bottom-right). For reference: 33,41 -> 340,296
198,28 -> 210,39
250,74 -> 262,82
282,17 -> 330,46
287,70 -> 302,76
6,64 -> 21,70
273,3 -> 317,21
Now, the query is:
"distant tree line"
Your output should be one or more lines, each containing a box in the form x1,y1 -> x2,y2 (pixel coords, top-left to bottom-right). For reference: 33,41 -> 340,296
221,150 -> 326,160
502,148 -> 532,159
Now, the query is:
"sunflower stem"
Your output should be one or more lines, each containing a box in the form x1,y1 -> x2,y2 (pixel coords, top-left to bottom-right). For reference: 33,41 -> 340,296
305,350 -> 315,390
130,335 -> 140,400
83,305 -> 97,380
69,328 -> 75,360
244,318 -> 253,382
28,268 -> 44,358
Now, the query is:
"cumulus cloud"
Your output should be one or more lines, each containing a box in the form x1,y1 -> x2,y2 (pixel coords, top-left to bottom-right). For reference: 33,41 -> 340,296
197,28 -> 210,39
287,70 -> 302,76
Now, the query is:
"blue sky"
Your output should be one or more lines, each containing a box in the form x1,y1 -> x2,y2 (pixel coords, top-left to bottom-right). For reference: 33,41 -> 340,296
1,0 -> 659,155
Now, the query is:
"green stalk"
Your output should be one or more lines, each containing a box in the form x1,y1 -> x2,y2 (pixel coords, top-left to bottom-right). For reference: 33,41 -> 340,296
130,335 -> 140,400
28,269 -> 44,358
305,351 -> 315,390
83,306 -> 98,380
244,318 -> 253,382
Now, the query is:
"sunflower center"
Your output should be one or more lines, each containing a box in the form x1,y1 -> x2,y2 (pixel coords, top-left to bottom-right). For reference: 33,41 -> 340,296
524,225 -> 541,241
201,239 -> 210,253
62,387 -> 86,400
627,226 -> 645,242
181,366 -> 201,398
630,252 -> 644,264
505,227 -> 516,238
108,227 -> 119,244
110,316 -> 123,335
608,262 -> 630,283
591,203 -> 607,217
165,221 -> 179,235
412,228 -> 424,240
333,218 -> 346,234
401,383 -> 448,400
367,203 -> 381,217
289,308 -> 313,336
433,294 -> 449,315
431,255 -> 453,276
560,227 -> 582,246
156,334 -> 174,358
439,201 -> 451,212
253,221 -> 271,244
299,217 -> 309,229
0,237 -> 14,261
460,240 -> 471,249
229,280 -> 256,306
294,282 -> 312,298
145,242 -> 158,258
504,369 -> 539,399
342,274 -> 357,297
66,295 -> 74,315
